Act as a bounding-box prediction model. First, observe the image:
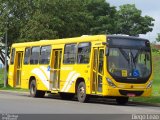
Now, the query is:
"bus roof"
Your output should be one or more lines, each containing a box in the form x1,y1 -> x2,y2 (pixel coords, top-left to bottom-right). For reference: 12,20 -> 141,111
11,35 -> 106,48
11,34 -> 149,48
107,35 -> 149,41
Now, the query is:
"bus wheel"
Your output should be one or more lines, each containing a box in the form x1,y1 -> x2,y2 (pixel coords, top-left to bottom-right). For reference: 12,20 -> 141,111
59,93 -> 75,100
77,82 -> 89,103
116,97 -> 128,105
29,80 -> 45,98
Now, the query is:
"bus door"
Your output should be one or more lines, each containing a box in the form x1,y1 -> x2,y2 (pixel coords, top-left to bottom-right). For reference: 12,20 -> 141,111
50,49 -> 62,90
14,52 -> 23,87
92,48 -> 104,94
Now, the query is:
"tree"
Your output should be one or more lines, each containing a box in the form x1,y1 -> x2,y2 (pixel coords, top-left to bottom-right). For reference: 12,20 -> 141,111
115,4 -> 154,36
20,0 -> 93,40
0,1 -> 155,67
20,0 -> 118,40
0,0 -> 35,65
156,33 -> 160,42
86,0 -> 117,34
0,0 -> 35,45
0,0 -> 94,65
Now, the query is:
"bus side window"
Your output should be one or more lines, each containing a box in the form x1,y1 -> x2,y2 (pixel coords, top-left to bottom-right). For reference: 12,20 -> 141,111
30,46 -> 40,64
24,47 -> 30,64
77,42 -> 91,64
39,46 -> 51,64
10,48 -> 15,65
63,44 -> 77,64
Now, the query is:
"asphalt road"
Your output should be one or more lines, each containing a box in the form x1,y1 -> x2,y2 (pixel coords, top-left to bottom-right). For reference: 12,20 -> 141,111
0,91 -> 160,114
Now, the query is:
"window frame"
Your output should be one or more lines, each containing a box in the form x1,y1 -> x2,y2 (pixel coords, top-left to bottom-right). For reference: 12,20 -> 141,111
39,45 -> 51,65
77,42 -> 91,64
10,48 -> 15,65
24,47 -> 31,65
30,46 -> 40,65
63,43 -> 77,64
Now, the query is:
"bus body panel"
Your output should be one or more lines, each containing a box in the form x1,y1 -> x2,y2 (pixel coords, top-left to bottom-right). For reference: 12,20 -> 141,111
59,64 -> 89,93
8,65 -> 14,87
8,35 -> 152,99
28,65 -> 50,91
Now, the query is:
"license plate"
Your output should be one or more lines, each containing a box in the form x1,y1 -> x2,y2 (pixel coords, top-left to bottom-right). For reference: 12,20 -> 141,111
127,93 -> 136,97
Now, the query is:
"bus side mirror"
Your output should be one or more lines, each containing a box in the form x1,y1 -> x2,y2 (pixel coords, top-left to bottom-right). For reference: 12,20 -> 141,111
106,48 -> 109,56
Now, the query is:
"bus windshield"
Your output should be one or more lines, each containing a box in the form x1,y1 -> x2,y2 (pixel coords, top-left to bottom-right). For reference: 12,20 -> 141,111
108,47 -> 151,78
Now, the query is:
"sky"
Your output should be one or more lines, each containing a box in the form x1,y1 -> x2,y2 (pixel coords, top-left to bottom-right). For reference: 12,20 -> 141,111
107,0 -> 160,43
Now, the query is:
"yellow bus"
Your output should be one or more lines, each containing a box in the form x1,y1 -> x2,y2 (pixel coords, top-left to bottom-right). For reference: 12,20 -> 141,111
8,35 -> 152,104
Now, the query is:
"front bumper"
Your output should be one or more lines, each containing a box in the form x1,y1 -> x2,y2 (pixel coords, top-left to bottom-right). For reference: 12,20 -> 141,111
104,87 -> 152,97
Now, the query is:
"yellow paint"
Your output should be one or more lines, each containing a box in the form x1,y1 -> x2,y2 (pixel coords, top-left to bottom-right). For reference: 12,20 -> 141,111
8,35 -> 152,99
122,70 -> 128,77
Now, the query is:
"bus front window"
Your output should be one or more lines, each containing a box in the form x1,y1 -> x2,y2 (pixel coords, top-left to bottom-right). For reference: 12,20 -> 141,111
108,48 -> 151,78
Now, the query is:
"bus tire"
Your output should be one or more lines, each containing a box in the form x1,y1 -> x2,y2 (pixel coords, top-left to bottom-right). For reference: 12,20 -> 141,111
116,97 -> 128,105
77,81 -> 89,103
29,80 -> 45,98
59,93 -> 75,100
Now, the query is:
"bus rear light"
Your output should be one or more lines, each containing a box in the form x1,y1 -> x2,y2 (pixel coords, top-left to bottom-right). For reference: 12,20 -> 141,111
106,78 -> 116,88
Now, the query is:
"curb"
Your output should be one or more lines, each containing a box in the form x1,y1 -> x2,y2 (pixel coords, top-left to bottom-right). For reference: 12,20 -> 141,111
0,89 -> 29,95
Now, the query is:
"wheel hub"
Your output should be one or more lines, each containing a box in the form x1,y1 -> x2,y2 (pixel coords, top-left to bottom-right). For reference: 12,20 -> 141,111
79,87 -> 85,97
31,85 -> 35,94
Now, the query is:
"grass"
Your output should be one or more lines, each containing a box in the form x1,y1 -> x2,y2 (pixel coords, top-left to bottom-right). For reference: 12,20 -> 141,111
131,96 -> 160,103
0,68 -> 4,88
151,52 -> 160,96
0,84 -> 28,92
0,68 -> 28,92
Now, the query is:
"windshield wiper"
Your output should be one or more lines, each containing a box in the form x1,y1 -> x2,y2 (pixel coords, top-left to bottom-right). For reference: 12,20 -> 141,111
119,48 -> 130,63
131,51 -> 137,68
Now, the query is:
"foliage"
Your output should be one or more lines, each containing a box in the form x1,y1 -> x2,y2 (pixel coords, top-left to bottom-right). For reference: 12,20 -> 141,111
152,48 -> 160,54
0,0 -> 34,64
85,0 -> 117,34
115,4 -> 154,36
151,43 -> 160,54
0,1 -> 155,45
156,33 -> 160,42
0,0 -> 155,66
0,0 -> 34,46
20,0 -> 94,40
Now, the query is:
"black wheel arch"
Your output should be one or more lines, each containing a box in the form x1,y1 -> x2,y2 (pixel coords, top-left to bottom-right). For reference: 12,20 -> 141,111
29,76 -> 45,98
75,77 -> 85,93
29,76 -> 36,89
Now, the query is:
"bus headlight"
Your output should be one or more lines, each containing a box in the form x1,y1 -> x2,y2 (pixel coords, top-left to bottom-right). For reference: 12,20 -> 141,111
106,78 -> 116,88
146,81 -> 153,89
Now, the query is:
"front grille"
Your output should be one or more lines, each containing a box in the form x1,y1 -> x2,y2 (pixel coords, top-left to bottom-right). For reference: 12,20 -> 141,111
119,90 -> 144,96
